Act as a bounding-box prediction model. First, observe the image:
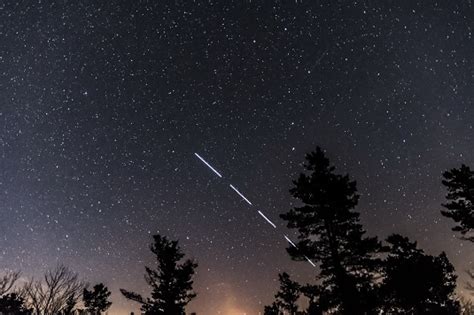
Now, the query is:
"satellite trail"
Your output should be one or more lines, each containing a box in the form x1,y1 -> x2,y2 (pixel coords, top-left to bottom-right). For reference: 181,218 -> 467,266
305,257 -> 316,267
284,235 -> 298,248
229,184 -> 253,205
194,152 -> 316,268
258,210 -> 277,228
194,152 -> 223,178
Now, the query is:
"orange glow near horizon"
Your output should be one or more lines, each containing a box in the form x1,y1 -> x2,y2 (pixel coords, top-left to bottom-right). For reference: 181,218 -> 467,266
223,308 -> 247,315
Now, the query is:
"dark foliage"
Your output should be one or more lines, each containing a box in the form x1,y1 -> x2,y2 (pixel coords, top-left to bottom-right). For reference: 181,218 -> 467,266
264,272 -> 301,315
0,293 -> 31,315
441,164 -> 474,242
62,296 -> 76,315
379,234 -> 460,314
263,303 -> 280,315
280,147 -> 383,314
83,283 -> 112,314
300,285 -> 323,315
120,234 -> 198,315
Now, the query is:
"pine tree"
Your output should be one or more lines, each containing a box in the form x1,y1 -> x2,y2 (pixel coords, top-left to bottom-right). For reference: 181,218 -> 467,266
274,273 -> 300,315
121,234 -> 198,315
62,296 -> 76,315
263,303 -> 280,315
264,272 -> 301,315
379,234 -> 460,314
441,164 -> 474,242
301,285 -> 323,315
83,283 -> 112,315
280,147 -> 383,314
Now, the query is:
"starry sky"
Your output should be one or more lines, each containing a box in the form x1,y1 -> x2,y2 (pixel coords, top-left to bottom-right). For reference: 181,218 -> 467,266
1,1 -> 473,314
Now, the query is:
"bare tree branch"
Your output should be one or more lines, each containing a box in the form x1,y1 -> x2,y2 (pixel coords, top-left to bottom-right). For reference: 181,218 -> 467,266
0,270 -> 21,295
22,265 -> 86,314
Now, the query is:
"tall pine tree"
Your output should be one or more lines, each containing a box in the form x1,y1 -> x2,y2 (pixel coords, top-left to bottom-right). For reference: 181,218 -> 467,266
121,234 -> 197,315
441,164 -> 474,242
264,272 -> 301,315
280,147 -> 383,314
83,283 -> 112,315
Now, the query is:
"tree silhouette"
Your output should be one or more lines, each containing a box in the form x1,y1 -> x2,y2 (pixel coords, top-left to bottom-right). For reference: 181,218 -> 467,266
300,285 -> 323,315
280,147 -> 383,314
0,271 -> 20,296
379,234 -> 460,314
263,303 -> 279,315
22,265 -> 85,315
264,272 -> 301,315
62,296 -> 76,315
83,283 -> 112,315
442,165 -> 474,296
0,293 -> 31,315
441,164 -> 474,242
120,234 -> 198,315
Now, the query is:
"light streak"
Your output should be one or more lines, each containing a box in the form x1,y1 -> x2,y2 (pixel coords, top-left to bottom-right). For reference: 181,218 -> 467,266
194,153 -> 223,178
305,256 -> 316,267
193,152 -> 317,268
257,210 -> 276,228
229,184 -> 252,205
284,235 -> 298,248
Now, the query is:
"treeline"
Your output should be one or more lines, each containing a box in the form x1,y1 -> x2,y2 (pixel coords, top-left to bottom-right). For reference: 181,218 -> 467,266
0,235 -> 197,315
1,147 -> 473,315
0,268 -> 111,314
264,147 -> 474,315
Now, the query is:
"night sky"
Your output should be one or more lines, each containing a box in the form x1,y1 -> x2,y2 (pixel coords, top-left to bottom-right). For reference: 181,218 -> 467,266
1,1 -> 473,314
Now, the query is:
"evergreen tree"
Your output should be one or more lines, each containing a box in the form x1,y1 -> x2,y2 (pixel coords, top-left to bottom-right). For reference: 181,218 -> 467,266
264,272 -> 301,315
441,164 -> 474,242
301,285 -> 323,315
121,234 -> 198,315
379,234 -> 460,314
83,283 -> 112,315
280,147 -> 383,314
263,303 -> 280,315
62,296 -> 76,315
0,293 -> 31,315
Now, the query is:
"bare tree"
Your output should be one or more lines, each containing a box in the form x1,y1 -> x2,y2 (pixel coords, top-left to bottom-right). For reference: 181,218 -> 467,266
22,265 -> 85,315
0,270 -> 21,296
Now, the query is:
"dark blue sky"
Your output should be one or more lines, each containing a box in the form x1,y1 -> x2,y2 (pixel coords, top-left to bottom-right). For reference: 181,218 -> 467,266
1,1 -> 473,314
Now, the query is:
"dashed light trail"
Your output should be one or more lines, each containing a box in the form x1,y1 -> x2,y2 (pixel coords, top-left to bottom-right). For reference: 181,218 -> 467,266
194,152 -> 316,268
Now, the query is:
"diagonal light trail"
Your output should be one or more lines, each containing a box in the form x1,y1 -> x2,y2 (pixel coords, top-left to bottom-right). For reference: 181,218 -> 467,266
284,235 -> 298,248
194,153 -> 223,178
193,152 -> 316,268
229,184 -> 252,205
305,256 -> 316,267
258,210 -> 277,228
